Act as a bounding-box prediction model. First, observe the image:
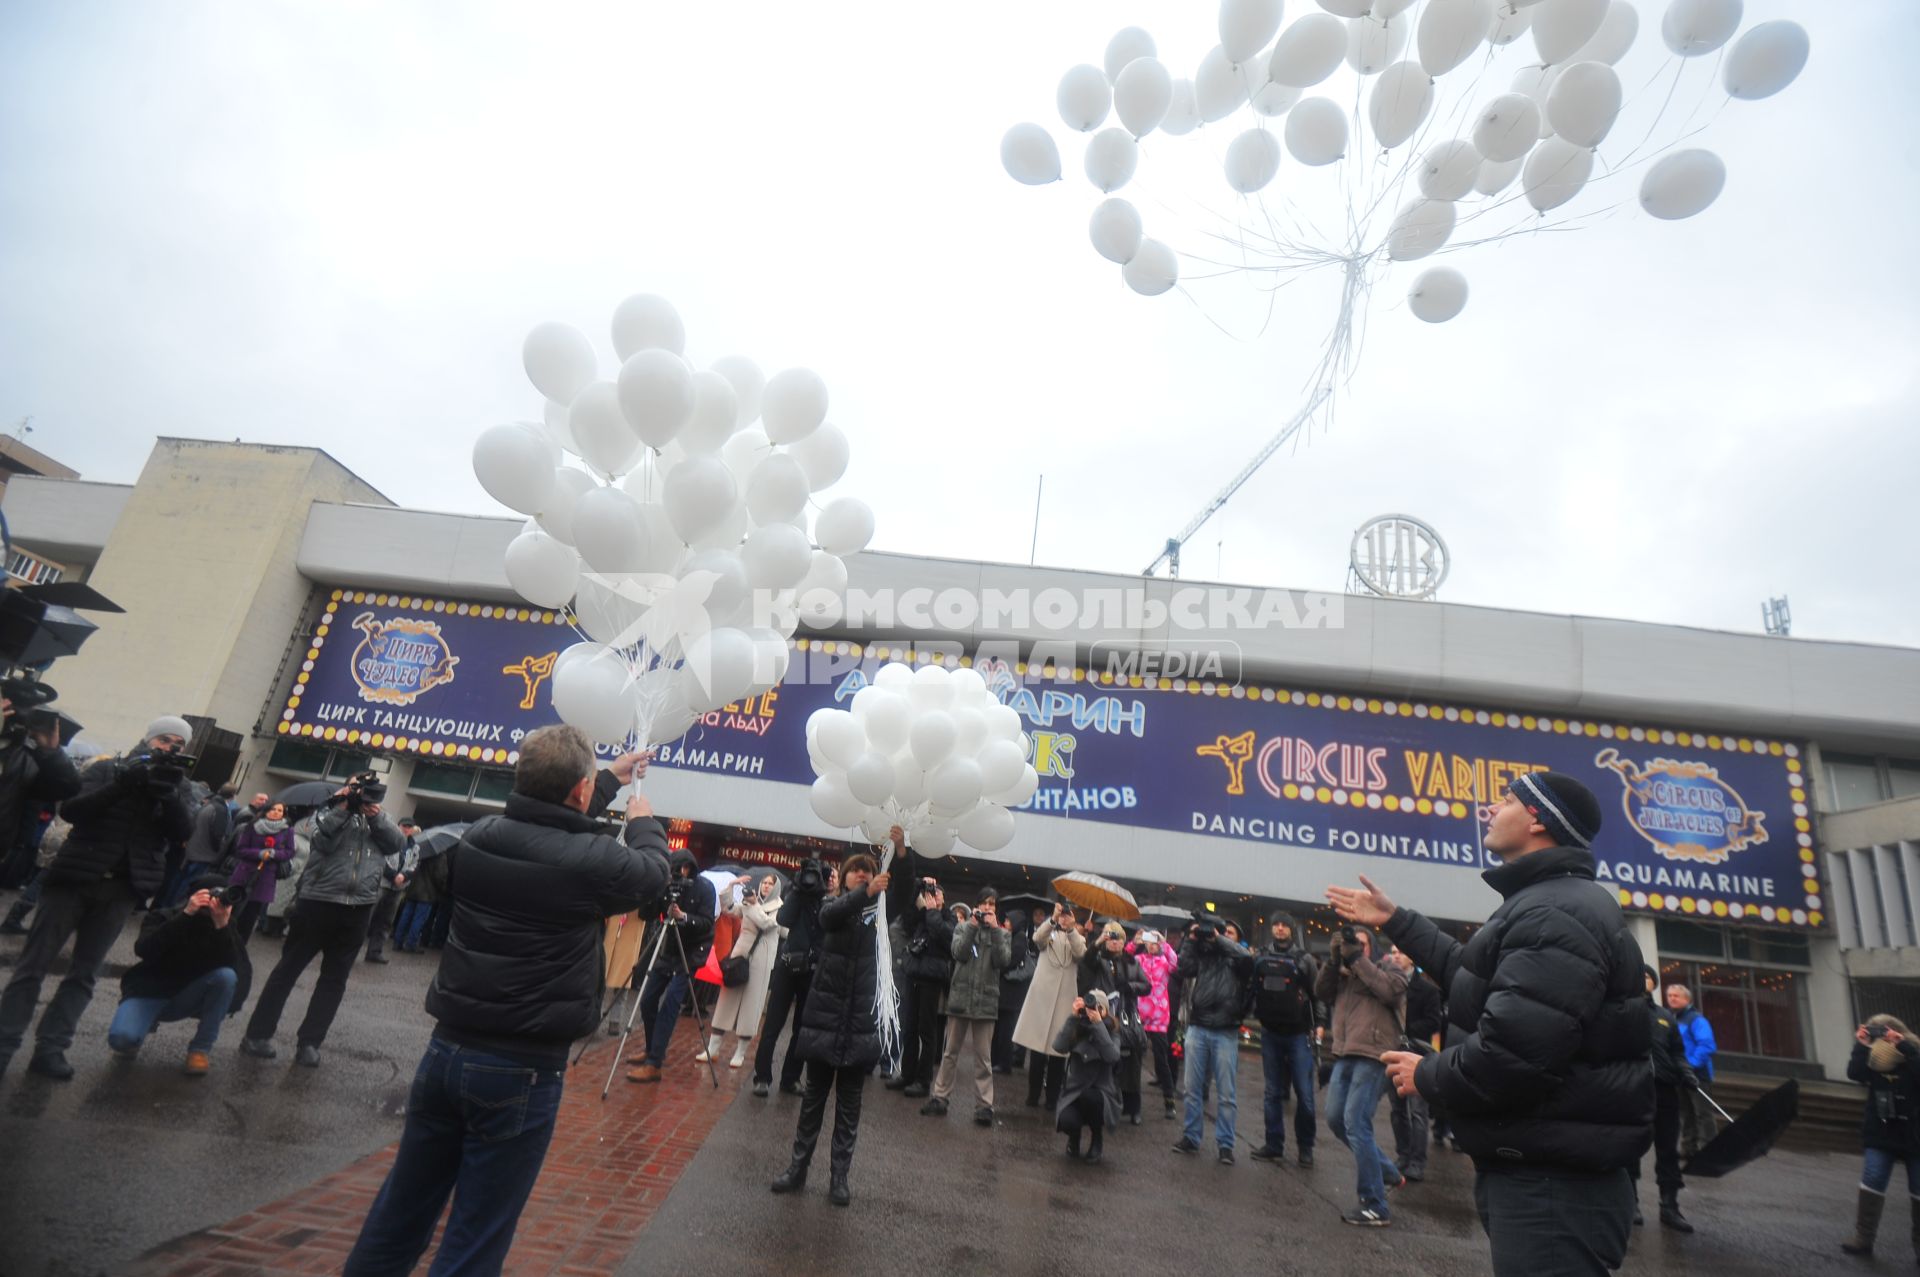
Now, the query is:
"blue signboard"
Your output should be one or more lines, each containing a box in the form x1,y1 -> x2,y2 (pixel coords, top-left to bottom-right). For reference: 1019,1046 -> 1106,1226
282,591 -> 1822,931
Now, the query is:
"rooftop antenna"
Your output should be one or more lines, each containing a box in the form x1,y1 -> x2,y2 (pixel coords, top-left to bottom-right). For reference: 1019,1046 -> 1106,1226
11,416 -> 32,440
1762,596 -> 1791,637
1029,474 -> 1044,566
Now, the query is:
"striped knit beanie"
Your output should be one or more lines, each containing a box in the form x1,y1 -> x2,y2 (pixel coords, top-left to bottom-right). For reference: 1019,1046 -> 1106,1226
1509,771 -> 1603,849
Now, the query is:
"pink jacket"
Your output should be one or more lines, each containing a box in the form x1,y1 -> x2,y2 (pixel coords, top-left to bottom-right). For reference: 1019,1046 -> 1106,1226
1131,943 -> 1179,1033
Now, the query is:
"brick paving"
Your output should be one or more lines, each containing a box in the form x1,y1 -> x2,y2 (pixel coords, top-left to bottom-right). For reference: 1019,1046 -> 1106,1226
122,1027 -> 744,1277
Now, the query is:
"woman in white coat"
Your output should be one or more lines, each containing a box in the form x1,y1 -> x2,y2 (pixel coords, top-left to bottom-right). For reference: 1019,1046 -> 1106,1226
1012,904 -> 1087,1110
703,871 -> 786,1069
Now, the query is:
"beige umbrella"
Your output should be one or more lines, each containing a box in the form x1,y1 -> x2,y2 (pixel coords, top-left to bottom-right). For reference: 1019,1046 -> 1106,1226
1052,871 -> 1140,922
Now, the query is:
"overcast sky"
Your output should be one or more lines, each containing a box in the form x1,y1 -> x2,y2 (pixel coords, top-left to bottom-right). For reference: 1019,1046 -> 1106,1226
3,1 -> 1914,647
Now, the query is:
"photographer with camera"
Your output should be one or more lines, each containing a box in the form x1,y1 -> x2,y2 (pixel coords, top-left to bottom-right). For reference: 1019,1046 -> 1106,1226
704,871 -> 785,1070
1170,913 -> 1254,1164
923,890 -> 1010,1126
241,769 -> 405,1067
1014,901 -> 1087,1111
1249,913 -> 1324,1167
1312,924 -> 1409,1225
0,682 -> 81,894
1329,772 -> 1651,1275
624,847 -> 716,1084
886,862 -> 955,1099
1129,929 -> 1180,1120
1079,920 -> 1149,1124
0,715 -> 195,1081
1841,1014 -> 1920,1260
345,728 -> 668,1276
1055,990 -> 1123,1164
106,875 -> 249,1075
752,856 -> 836,1098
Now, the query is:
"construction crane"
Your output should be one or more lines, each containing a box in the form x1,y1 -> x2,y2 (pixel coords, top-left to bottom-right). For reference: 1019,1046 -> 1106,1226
1143,386 -> 1332,577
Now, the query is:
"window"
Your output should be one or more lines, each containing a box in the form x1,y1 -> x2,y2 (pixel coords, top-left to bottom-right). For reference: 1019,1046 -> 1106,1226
473,770 -> 514,804
1660,960 -> 1808,1061
1892,762 -> 1920,802
1825,752 -> 1920,812
1653,920 -> 1724,959
268,740 -> 331,776
323,751 -> 371,781
411,762 -> 475,797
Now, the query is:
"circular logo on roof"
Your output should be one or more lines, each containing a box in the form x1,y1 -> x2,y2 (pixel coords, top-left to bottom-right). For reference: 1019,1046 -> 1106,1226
1349,514 -> 1450,601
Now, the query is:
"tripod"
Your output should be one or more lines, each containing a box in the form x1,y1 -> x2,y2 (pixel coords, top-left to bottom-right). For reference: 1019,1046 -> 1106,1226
600,915 -> 722,1099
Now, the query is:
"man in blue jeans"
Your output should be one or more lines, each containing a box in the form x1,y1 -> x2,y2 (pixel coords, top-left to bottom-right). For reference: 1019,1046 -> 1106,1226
107,875 -> 247,1076
1171,914 -> 1254,1165
345,732 -> 666,1277
1315,923 -> 1409,1227
625,848 -> 714,1084
1248,913 -> 1324,1168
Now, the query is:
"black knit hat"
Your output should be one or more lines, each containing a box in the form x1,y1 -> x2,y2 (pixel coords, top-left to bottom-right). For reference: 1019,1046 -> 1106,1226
1508,771 -> 1603,849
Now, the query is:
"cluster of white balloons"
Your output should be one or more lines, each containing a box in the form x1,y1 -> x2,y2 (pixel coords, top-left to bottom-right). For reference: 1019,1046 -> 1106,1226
470,294 -> 875,748
1002,0 -> 1809,320
805,663 -> 1041,858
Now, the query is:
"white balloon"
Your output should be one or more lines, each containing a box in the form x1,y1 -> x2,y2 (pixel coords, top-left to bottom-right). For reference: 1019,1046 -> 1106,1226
1472,92 -> 1542,161
567,381 -> 642,477
570,485 -> 651,574
1639,148 -> 1725,220
1160,79 -> 1202,135
1385,198 -> 1457,260
1058,63 -> 1112,131
1661,0 -> 1740,56
1224,128 -> 1283,193
1348,13 -> 1410,75
1113,56 -> 1172,136
1408,267 -> 1470,322
909,709 -> 957,768
993,765 -> 1041,807
745,452 -> 809,526
1419,139 -> 1483,200
473,422 -> 559,515
1547,61 -> 1621,146
1221,0 -> 1286,63
542,397 -> 579,456
1271,14 -> 1349,86
1418,0 -> 1495,75
552,647 -> 634,745
1569,0 -> 1638,63
571,573 -> 649,646
819,709 -> 868,768
1249,78 -> 1303,117
795,550 -> 848,617
1122,238 -> 1178,296
1001,123 -> 1062,185
661,454 -> 738,544
977,739 -> 1027,794
948,667 -> 987,702
984,701 -> 1022,741
761,367 -> 828,445
683,625 -> 758,711
534,465 -> 597,544
1105,26 -> 1158,81
679,546 -> 750,620
1089,198 -> 1144,264
1369,61 -> 1435,149
892,753 -> 928,808
1084,127 -> 1138,193
522,322 -> 597,406
1375,0 -> 1419,15
908,664 -> 956,712
708,355 -> 765,429
1723,19 -> 1807,99
1532,0 -> 1608,62
814,497 -> 875,556
740,521 -> 812,590
1317,0 -> 1370,16
1489,4 -> 1534,45
957,803 -> 1016,853
1195,46 -> 1248,122
1285,96 -> 1349,164
637,501 -> 683,574
912,824 -> 957,858
788,422 -> 850,491
928,757 -> 984,816
1511,62 -> 1563,138
609,294 -> 685,360
502,531 -> 579,609
678,370 -> 739,455
854,688 -> 912,751
809,774 -> 866,828
846,752 -> 895,806
1473,152 -> 1525,194
1522,136 -> 1594,210
721,428 -> 772,485
616,349 -> 694,449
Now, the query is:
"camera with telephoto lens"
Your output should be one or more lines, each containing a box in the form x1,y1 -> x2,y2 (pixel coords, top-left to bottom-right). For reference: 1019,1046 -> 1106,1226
1336,924 -> 1363,966
125,750 -> 197,796
1868,1023 -> 1890,1042
331,770 -> 388,813
214,883 -> 248,907
794,857 -> 827,895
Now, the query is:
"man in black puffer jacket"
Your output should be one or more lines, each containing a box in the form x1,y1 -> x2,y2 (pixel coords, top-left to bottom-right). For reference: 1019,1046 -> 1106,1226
0,716 -> 195,1081
625,846 -> 716,1083
1171,914 -> 1255,1164
346,727 -> 666,1277
1330,771 -> 1651,1277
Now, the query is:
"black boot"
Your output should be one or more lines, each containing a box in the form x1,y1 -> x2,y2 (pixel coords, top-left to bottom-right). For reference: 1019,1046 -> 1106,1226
0,901 -> 29,935
1843,1188 -> 1884,1256
827,1071 -> 861,1207
1659,1190 -> 1693,1233
772,1074 -> 828,1194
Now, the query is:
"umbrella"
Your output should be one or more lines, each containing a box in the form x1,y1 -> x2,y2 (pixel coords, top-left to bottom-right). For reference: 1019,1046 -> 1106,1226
272,780 -> 339,809
997,892 -> 1053,917
1052,871 -> 1139,921
1138,904 -> 1195,927
1682,1078 -> 1799,1178
413,824 -> 469,858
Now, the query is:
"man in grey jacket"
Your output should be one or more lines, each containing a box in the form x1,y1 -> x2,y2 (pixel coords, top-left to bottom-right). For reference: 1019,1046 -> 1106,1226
241,772 -> 404,1067
923,893 -> 1012,1126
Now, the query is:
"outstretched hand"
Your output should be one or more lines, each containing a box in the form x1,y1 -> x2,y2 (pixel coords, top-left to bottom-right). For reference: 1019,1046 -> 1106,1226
1326,874 -> 1395,929
1381,1050 -> 1421,1097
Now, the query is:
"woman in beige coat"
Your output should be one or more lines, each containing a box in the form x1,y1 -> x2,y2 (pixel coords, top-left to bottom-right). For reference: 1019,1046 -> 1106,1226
704,872 -> 786,1069
1013,905 -> 1086,1109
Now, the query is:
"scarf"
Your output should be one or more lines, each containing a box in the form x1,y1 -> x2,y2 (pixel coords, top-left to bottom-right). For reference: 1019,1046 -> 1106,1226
1870,1039 -> 1904,1074
255,818 -> 290,838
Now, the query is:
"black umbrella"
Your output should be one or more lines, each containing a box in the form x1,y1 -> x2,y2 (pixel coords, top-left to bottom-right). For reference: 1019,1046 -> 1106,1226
997,892 -> 1053,917
1138,904 -> 1195,926
272,780 -> 338,810
1682,1078 -> 1799,1178
413,824 -> 470,858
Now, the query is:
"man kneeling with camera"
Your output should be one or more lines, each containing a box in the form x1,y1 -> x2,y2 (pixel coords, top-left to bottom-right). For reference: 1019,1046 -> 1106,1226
108,875 -> 250,1075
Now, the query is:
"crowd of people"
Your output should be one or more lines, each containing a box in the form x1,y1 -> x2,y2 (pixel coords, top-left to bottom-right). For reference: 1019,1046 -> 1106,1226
0,694 -> 1913,1275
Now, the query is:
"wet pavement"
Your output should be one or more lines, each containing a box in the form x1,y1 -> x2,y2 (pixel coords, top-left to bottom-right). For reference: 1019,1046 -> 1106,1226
0,921 -> 1890,1276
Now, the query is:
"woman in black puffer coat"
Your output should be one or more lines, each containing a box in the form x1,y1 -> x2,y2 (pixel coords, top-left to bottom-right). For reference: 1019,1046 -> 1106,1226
773,853 -> 889,1208
1842,1013 -> 1920,1260
1079,921 -> 1150,1123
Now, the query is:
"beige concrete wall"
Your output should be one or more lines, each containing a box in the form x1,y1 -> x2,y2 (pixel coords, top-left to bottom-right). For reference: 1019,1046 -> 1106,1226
43,440 -> 388,754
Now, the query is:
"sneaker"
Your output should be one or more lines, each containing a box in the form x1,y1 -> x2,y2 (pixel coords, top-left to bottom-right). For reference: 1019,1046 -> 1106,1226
902,1082 -> 929,1099
1298,1148 -> 1315,1168
109,1042 -> 142,1061
240,1037 -> 277,1059
1171,1136 -> 1200,1155
295,1044 -> 321,1068
729,1047 -> 748,1069
628,1063 -> 662,1084
919,1097 -> 948,1117
184,1050 -> 211,1077
752,1080 -> 770,1097
974,1107 -> 994,1127
1218,1147 -> 1236,1166
778,1080 -> 802,1096
1342,1206 -> 1391,1228
884,1076 -> 910,1091
1249,1146 -> 1284,1163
